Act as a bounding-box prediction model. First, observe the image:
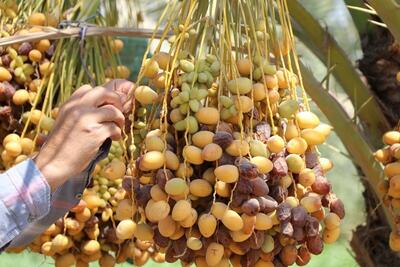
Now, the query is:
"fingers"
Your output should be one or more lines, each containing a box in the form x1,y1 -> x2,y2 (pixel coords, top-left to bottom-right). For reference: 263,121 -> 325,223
104,79 -> 135,107
59,84 -> 92,113
100,122 -> 122,141
70,84 -> 93,100
95,104 -> 125,129
104,79 -> 135,95
83,86 -> 123,111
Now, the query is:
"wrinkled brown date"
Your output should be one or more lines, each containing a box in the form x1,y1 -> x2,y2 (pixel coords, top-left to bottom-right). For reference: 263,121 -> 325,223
155,168 -> 173,190
242,198 -> 260,216
213,131 -> 233,149
305,150 -> 319,168
134,185 -> 152,207
277,202 -> 292,222
272,155 -> 288,177
293,226 -> 306,242
172,236 -> 187,256
257,196 -> 278,213
279,244 -> 298,266
255,122 -> 271,142
103,227 -> 118,243
154,229 -> 170,248
249,230 -> 265,250
238,161 -> 259,180
217,153 -> 237,166
215,225 -> 232,246
250,177 -> 269,197
236,178 -> 253,194
291,206 -> 308,227
311,176 -> 331,195
306,235 -> 324,255
0,81 -> 15,101
330,196 -> 345,219
296,246 -> 311,266
165,245 -> 178,263
18,42 -> 33,55
269,186 -> 288,203
1,55 -> 11,67
280,221 -> 294,237
305,216 -> 320,237
231,190 -> 249,208
241,249 -> 261,267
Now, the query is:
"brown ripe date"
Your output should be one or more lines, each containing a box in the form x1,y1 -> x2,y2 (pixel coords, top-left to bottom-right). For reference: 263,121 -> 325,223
1,55 -> 11,67
305,151 -> 319,168
213,131 -> 233,149
85,216 -> 99,228
154,229 -> 170,248
121,177 -> 134,195
276,202 -> 292,222
217,153 -> 237,166
104,227 -> 118,243
272,155 -> 288,176
280,221 -> 294,237
249,230 -> 265,249
311,176 -> 331,195
231,191 -> 249,208
305,216 -> 320,237
18,42 -> 33,55
241,249 -> 261,267
0,81 -> 15,101
165,246 -> 178,263
172,236 -> 187,256
279,244 -> 298,266
257,196 -> 278,213
291,206 -> 307,227
296,246 -> 311,266
330,196 -> 345,219
293,226 -> 306,242
255,122 -> 272,142
237,239 -> 252,254
236,178 -> 253,194
135,185 -> 152,207
155,168 -> 174,189
321,195 -> 330,207
239,162 -> 259,180
215,225 -> 232,246
180,249 -> 195,264
270,186 -> 288,203
242,198 -> 261,216
306,235 -> 324,255
250,177 -> 269,197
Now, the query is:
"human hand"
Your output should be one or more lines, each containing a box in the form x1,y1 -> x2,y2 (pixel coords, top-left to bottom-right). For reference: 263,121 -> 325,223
34,80 -> 133,191
103,78 -> 135,115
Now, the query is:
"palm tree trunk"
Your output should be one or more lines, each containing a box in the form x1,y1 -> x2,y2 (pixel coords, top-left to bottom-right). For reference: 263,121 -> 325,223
353,18 -> 400,267
358,24 -> 400,126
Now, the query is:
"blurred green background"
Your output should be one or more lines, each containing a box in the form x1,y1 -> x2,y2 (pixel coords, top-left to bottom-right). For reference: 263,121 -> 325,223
0,0 -> 367,266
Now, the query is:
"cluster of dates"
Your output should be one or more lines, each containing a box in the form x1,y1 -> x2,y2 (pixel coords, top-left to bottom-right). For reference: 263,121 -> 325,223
127,48 -> 345,267
7,141 -> 165,267
375,130 -> 400,251
0,8 -> 159,267
0,12 -> 58,168
0,10 -> 130,170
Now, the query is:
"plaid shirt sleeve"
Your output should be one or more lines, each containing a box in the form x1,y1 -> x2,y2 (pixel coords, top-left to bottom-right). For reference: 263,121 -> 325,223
3,138 -> 111,249
0,159 -> 51,249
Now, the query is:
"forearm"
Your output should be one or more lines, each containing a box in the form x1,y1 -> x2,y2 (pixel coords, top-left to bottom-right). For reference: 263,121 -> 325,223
6,139 -> 110,248
0,159 -> 51,249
